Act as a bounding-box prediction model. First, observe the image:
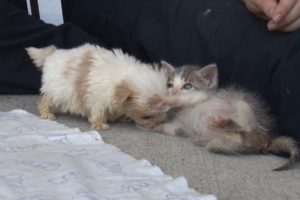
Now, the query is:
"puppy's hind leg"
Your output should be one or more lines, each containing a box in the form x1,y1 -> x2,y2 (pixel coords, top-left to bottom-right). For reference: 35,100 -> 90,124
39,94 -> 56,120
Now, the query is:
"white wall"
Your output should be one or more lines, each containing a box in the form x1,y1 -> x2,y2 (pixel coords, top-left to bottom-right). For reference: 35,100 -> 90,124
27,0 -> 64,25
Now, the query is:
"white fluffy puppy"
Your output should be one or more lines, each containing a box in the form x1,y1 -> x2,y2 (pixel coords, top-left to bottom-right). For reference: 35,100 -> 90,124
26,44 -> 171,130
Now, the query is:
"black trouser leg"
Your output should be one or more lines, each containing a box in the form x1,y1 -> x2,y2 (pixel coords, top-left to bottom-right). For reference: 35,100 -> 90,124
0,0 -> 104,94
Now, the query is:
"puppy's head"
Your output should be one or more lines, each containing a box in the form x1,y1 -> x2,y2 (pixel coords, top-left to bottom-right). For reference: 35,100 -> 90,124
115,82 -> 171,129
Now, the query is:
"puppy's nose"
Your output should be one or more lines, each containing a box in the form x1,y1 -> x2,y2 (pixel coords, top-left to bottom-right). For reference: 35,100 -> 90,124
171,89 -> 179,95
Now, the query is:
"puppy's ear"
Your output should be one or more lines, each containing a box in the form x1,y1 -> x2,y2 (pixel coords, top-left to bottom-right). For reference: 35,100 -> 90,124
115,81 -> 134,106
195,63 -> 218,89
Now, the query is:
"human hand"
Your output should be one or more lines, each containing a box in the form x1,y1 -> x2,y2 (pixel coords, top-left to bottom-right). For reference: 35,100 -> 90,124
242,0 -> 300,32
242,0 -> 277,21
267,0 -> 300,32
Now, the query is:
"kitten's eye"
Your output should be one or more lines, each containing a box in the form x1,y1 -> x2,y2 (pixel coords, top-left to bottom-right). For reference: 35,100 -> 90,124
167,82 -> 173,88
182,83 -> 193,90
142,116 -> 152,120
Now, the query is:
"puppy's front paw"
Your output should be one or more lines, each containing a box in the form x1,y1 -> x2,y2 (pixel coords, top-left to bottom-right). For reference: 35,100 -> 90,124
91,122 -> 110,131
40,112 -> 56,120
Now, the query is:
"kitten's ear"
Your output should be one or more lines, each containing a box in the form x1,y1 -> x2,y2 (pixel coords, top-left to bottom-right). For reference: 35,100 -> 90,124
196,63 -> 218,89
160,60 -> 175,72
115,82 -> 134,106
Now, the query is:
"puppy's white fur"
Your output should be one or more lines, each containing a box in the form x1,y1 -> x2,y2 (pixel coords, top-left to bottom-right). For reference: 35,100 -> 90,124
26,44 -> 170,130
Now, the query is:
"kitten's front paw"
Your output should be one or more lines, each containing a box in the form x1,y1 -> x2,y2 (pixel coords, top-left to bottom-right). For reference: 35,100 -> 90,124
193,138 -> 210,147
152,125 -> 163,132
158,123 -> 181,136
91,122 -> 110,131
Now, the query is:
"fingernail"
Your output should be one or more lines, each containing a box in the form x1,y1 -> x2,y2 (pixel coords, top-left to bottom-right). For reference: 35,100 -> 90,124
268,21 -> 277,30
273,13 -> 281,23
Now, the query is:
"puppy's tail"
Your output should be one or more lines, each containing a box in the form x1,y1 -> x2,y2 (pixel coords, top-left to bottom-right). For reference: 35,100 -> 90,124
267,136 -> 299,171
26,45 -> 57,68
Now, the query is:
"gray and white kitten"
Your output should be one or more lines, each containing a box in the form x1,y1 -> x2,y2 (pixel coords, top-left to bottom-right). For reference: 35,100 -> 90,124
154,61 -> 299,171
161,61 -> 218,95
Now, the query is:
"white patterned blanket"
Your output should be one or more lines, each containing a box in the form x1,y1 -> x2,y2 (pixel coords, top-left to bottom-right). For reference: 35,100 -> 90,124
0,110 -> 216,200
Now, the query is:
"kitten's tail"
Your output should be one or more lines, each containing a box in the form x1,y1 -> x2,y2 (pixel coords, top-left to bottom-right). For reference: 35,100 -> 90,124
267,136 -> 299,171
26,45 -> 57,68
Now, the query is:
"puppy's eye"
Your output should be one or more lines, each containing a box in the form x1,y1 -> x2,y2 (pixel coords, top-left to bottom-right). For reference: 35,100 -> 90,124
142,116 -> 152,120
182,83 -> 193,90
167,82 -> 173,88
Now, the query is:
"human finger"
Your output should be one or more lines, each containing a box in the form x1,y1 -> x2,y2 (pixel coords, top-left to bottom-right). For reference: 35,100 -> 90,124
268,1 -> 300,31
281,17 -> 300,32
271,0 -> 297,23
242,0 -> 276,20
256,0 -> 278,19
268,14 -> 300,32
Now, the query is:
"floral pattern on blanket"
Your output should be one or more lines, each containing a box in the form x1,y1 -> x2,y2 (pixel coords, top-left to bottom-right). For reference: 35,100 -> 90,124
0,110 -> 217,200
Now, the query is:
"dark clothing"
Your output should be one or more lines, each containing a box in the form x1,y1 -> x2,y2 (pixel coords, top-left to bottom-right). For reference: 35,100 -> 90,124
1,0 -> 300,142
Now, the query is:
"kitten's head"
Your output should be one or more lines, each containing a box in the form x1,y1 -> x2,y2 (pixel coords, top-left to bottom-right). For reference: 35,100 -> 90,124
114,82 -> 172,129
160,61 -> 218,95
